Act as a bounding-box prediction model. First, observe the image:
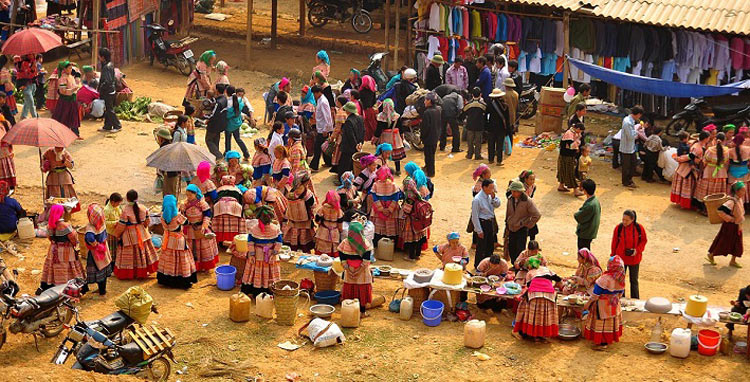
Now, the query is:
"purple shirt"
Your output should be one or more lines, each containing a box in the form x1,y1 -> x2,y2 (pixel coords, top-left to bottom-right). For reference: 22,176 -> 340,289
445,65 -> 469,90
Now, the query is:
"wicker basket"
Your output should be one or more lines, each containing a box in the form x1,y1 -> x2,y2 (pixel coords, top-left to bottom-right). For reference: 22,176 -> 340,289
314,270 -> 339,292
279,260 -> 296,278
407,287 -> 429,315
271,280 -> 309,326
352,152 -> 371,176
704,193 -> 729,224
430,289 -> 460,311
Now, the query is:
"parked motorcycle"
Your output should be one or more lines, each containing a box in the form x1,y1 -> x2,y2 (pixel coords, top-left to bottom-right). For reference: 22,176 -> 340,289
307,0 -> 374,34
144,23 -> 198,76
361,52 -> 399,92
666,98 -> 750,136
52,305 -> 173,381
518,83 -> 539,119
0,278 -> 82,350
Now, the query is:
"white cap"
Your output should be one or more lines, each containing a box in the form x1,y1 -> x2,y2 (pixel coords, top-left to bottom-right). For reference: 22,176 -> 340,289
403,68 -> 417,80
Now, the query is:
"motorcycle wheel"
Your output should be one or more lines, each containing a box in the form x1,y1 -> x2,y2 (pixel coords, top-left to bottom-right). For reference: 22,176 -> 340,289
520,101 -> 537,119
351,11 -> 373,34
40,307 -> 73,338
176,56 -> 193,77
141,356 -> 171,382
308,2 -> 329,28
665,118 -> 695,137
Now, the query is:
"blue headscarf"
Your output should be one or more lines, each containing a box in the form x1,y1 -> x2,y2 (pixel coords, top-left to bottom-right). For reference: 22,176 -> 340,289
301,87 -> 317,106
375,143 -> 393,156
405,161 -> 427,189
186,184 -> 204,200
337,171 -> 355,190
162,195 -> 178,224
447,232 -> 460,240
224,150 -> 241,161
316,50 -> 330,65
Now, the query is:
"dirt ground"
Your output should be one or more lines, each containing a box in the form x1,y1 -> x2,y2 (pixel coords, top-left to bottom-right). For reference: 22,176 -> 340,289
1,31 -> 750,381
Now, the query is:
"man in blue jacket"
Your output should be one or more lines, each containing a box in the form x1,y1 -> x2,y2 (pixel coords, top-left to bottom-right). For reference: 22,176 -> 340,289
474,56 -> 492,102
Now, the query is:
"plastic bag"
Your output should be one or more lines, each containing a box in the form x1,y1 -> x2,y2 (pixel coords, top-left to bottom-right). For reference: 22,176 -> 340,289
90,99 -> 105,118
660,147 -> 678,181
504,135 -> 513,156
115,286 -> 154,324
300,318 -> 345,348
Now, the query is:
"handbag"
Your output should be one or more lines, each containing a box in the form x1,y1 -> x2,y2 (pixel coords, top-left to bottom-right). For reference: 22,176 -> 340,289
323,137 -> 336,157
389,287 -> 406,313
504,135 -> 513,156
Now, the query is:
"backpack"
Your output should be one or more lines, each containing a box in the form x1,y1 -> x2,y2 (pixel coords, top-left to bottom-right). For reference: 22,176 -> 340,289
410,199 -> 433,232
378,84 -> 397,102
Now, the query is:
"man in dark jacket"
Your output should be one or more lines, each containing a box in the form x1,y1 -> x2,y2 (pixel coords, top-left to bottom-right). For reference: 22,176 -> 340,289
337,101 -> 365,178
420,92 -> 441,177
98,48 -> 121,132
394,68 -> 418,114
486,88 -> 510,166
474,57 -> 492,102
440,90 -> 464,153
459,87 -> 486,160
205,84 -> 228,160
463,47 -> 480,90
425,55 -> 444,91
508,60 -> 523,95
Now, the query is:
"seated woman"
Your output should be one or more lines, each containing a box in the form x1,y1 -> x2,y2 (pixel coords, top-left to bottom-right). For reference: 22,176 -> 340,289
583,256 -> 626,350
0,180 -> 25,236
513,256 -> 561,341
336,171 -> 359,211
513,240 -> 544,286
213,175 -> 247,244
433,232 -> 469,269
476,254 -> 511,311
562,248 -> 603,295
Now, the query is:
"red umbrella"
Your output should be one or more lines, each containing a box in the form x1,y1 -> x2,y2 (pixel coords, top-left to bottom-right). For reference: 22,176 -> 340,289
1,117 -> 78,147
1,28 -> 63,56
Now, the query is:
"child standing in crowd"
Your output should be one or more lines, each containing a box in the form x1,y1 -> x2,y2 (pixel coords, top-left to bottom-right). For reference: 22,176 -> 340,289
370,167 -> 401,246
433,232 -> 469,269
252,138 -> 272,186
315,190 -> 344,256
578,145 -> 592,190
184,104 -> 196,144
103,192 -> 123,258
339,221 -> 374,316
83,203 -> 113,295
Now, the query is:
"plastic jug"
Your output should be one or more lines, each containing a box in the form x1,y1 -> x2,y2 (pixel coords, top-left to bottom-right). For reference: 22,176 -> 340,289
255,293 -> 274,319
16,217 -> 35,240
649,317 -> 663,343
340,299 -> 361,328
670,328 -> 692,358
375,238 -> 394,261
399,297 -> 414,320
464,319 -> 487,349
229,293 -> 251,322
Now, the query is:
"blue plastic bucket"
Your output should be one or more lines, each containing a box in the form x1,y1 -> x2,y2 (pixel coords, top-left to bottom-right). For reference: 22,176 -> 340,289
215,265 -> 237,291
420,300 -> 444,327
314,290 -> 341,305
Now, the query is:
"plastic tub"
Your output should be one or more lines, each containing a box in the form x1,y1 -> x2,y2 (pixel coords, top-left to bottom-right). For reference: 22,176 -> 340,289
697,329 -> 721,356
314,290 -> 341,305
420,300 -> 444,327
215,265 -> 237,291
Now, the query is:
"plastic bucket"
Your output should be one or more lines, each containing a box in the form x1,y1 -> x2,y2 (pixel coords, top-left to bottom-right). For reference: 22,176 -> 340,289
215,265 -> 237,291
314,290 -> 342,305
420,300 -> 444,327
697,329 -> 721,356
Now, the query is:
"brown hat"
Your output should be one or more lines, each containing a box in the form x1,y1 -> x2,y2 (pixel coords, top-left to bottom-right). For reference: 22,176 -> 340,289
503,78 -> 516,88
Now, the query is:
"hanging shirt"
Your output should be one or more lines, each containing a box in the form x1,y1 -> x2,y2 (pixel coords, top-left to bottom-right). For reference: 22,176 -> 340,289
446,5 -> 453,35
731,37 -> 745,70
438,3 -> 445,32
713,34 -> 731,81
462,8 -> 470,38
555,20 -> 564,56
541,19 -> 556,54
518,51 -> 528,73
541,53 -> 558,76
660,60 -> 676,81
744,38 -> 750,70
497,13 -> 507,42
613,57 -> 631,73
428,3 -> 441,31
701,34 -> 715,70
470,10 -> 482,38
427,35 -> 440,60
528,48 -> 542,74
451,7 -> 462,36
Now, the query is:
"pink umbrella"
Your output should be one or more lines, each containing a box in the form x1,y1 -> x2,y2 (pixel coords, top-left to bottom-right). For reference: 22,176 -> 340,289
1,28 -> 63,56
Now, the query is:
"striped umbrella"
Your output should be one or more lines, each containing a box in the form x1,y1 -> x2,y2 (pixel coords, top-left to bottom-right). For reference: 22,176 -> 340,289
1,117 -> 79,147
146,142 -> 216,173
1,28 -> 63,56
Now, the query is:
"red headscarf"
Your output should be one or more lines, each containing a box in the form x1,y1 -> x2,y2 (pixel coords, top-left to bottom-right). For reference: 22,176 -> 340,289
376,166 -> 393,181
597,255 -> 626,291
472,164 -> 490,181
324,189 -> 341,210
578,248 -> 601,269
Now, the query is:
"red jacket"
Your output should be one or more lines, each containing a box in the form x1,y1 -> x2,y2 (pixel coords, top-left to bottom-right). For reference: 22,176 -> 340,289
610,223 -> 647,265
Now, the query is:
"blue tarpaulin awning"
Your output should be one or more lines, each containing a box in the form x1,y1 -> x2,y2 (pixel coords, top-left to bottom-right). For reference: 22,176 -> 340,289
568,58 -> 750,98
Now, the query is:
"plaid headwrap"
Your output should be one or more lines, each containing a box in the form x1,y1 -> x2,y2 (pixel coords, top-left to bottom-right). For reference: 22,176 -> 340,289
325,190 -> 341,211
346,222 -> 371,256
255,204 -> 276,231
473,164 -> 490,181
86,203 -> 106,234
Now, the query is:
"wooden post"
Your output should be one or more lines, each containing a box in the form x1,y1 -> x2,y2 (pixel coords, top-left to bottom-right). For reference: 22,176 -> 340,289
384,0 -> 390,71
220,0 -> 225,8
299,0 -> 305,36
562,11 -> 570,89
406,0 -> 414,69
92,0 -> 101,68
9,1 -> 18,35
393,0 -> 400,68
271,0 -> 278,49
246,0 -> 253,64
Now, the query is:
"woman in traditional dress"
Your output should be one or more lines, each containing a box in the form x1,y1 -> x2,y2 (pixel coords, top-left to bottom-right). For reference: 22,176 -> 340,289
314,190 -> 344,256
191,161 -> 219,204
312,50 -> 330,79
224,151 -> 244,185
282,176 -> 317,251
103,192 -> 123,260
434,232 -> 470,269
214,60 -> 230,89
252,138 -> 272,186
42,147 -> 77,202
360,75 -> 378,141
728,135 -> 750,206
374,143 -> 392,170
556,123 -> 583,196
342,68 -> 362,92
670,130 -> 707,209
157,195 -> 197,289
185,50 -> 215,104
583,255 -> 626,350
0,118 -> 14,189
0,62 -> 18,115
312,70 -> 335,108
271,145 -> 292,191
337,171 -> 359,211
240,206 -> 283,297
707,181 -> 746,268
212,161 -> 229,187
182,184 -> 219,271
82,203 -> 112,295
509,170 -> 539,240
370,166 -> 401,246
374,99 -> 406,175
695,132 -> 729,214
212,175 -> 246,244
513,240 -> 545,287
513,256 -> 560,341
472,164 -> 494,196
51,61 -> 81,136
400,164 -> 430,261
112,190 -> 158,280
288,128 -> 307,175
38,204 -> 84,294
299,85 -> 316,122
329,95 -> 348,176
354,154 -> 378,212
339,221 -> 374,316
563,248 -> 602,295
476,254 -> 511,311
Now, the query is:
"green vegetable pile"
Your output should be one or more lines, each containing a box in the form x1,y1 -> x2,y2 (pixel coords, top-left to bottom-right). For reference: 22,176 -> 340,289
115,96 -> 151,121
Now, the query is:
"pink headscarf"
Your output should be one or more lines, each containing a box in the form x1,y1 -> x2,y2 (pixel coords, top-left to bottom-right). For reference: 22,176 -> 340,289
740,126 -> 749,134
472,164 -> 490,181
703,124 -> 717,132
279,77 -> 290,89
359,154 -> 377,168
48,204 -> 65,231
197,161 -> 211,183
360,75 -> 377,93
325,190 -> 341,210
577,248 -> 601,269
376,166 -> 393,181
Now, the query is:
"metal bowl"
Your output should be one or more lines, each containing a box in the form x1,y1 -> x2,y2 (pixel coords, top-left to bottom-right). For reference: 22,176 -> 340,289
644,342 -> 669,354
558,324 -> 581,340
309,304 -> 335,319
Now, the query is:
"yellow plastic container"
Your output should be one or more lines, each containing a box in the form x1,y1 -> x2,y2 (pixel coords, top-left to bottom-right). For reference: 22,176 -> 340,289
442,263 -> 463,285
233,234 -> 249,252
332,257 -> 344,274
685,295 -> 708,317
340,299 -> 361,328
229,293 -> 251,322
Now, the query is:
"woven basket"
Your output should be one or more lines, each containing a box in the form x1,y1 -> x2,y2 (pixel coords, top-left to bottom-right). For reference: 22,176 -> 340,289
271,280 -> 299,297
408,287 -> 429,315
352,152 -> 371,176
274,294 -> 299,326
279,260 -> 296,278
430,289 -> 460,311
314,270 -> 339,292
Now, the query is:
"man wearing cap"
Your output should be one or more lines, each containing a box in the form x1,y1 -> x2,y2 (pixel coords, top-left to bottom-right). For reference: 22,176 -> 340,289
205,83 -> 228,160
426,55 -> 444,91
421,92 -> 442,177
337,101 -> 365,177
445,57 -> 468,91
487,88 -> 510,166
505,180 -> 541,264
395,68 -> 418,114
503,77 -> 519,131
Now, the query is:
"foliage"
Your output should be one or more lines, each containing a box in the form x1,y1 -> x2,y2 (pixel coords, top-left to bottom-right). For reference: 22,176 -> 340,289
115,96 -> 151,121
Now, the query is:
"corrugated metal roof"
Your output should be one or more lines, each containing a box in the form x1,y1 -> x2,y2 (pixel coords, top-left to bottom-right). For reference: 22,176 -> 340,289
503,0 -> 750,35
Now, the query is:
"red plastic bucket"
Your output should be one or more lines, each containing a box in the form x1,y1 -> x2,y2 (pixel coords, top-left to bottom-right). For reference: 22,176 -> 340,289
697,329 -> 721,356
